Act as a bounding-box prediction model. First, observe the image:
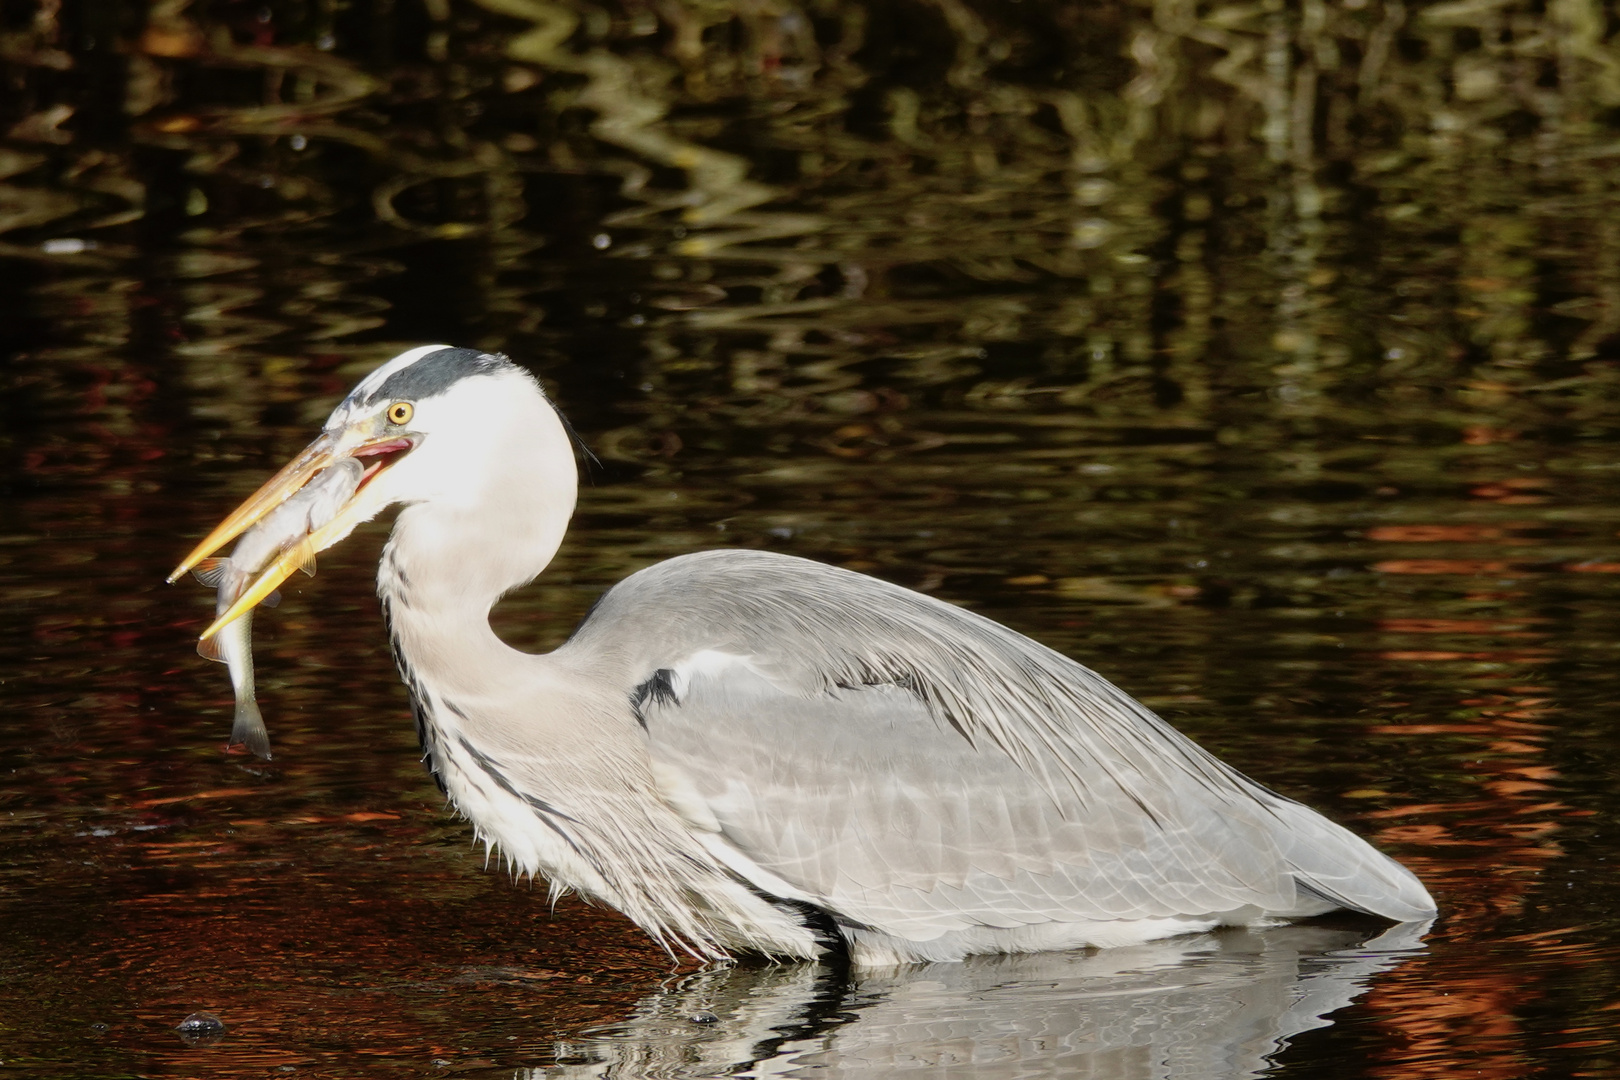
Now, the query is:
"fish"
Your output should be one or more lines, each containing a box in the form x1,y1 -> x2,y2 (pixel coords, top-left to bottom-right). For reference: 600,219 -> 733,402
190,458 -> 365,759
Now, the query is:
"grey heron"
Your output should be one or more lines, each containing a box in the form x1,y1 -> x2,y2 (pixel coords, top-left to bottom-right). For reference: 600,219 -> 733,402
172,345 -> 1437,965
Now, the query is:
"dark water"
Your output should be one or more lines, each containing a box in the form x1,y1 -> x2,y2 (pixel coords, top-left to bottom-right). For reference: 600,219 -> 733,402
4,0 -> 1620,1074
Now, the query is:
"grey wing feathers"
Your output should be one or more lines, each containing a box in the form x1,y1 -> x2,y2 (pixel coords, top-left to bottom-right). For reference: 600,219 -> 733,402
567,549 -> 1435,932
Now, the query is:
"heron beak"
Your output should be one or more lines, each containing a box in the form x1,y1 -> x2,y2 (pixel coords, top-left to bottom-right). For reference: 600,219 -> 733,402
173,428 -> 417,641
195,490 -> 364,641
168,432 -> 342,585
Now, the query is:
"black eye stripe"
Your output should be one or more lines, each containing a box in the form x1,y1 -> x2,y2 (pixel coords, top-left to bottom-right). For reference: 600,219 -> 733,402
360,348 -> 514,406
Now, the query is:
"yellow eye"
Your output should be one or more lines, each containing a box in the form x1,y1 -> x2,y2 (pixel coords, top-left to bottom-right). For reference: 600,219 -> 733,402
386,401 -> 414,425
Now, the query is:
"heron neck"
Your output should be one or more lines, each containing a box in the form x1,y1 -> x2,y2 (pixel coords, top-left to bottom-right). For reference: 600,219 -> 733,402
378,476 -> 575,695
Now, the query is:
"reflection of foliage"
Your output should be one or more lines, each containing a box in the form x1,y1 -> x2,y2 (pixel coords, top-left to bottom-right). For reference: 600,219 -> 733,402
3,0 -> 1619,423
5,3 -> 1620,1075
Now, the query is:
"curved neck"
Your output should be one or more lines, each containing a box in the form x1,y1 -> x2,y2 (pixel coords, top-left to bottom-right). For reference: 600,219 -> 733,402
378,405 -> 578,697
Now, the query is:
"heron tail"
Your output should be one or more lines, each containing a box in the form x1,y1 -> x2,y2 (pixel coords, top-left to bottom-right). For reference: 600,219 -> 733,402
1269,797 -> 1437,922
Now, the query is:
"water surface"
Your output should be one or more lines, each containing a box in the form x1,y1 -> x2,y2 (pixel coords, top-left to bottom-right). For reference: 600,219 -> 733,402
3,0 -> 1620,1075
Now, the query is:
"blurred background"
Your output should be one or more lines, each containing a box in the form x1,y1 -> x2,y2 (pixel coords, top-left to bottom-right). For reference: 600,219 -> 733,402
3,0 -> 1620,1074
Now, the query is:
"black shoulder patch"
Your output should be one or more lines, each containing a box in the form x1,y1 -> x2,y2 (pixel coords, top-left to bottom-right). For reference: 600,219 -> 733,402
363,348 -> 517,405
629,669 -> 680,729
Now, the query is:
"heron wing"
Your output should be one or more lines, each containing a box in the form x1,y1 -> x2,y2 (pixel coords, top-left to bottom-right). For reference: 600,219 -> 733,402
562,550 -> 1434,934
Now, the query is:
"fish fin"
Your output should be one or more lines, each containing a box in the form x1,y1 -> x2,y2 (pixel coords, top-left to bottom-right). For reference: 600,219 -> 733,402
192,558 -> 228,588
197,635 -> 227,663
296,545 -> 317,578
261,590 -> 282,609
231,697 -> 273,760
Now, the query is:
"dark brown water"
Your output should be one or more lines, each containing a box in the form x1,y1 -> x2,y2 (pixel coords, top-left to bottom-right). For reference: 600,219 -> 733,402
5,0 -> 1620,1075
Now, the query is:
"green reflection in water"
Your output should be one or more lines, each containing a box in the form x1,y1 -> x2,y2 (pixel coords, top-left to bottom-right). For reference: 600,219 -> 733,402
4,0 -> 1620,1076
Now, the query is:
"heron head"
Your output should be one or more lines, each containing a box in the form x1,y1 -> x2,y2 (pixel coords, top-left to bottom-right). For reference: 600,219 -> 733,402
170,346 -> 574,638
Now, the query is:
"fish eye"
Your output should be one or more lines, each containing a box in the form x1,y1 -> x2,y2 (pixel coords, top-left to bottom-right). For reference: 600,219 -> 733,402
387,401 -> 414,425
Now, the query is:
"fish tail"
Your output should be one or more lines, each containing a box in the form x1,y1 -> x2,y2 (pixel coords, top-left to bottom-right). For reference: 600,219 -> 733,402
232,696 -> 273,760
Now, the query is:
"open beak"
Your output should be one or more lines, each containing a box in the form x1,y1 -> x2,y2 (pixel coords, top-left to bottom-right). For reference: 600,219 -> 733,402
169,432 -> 342,585
170,429 -> 415,641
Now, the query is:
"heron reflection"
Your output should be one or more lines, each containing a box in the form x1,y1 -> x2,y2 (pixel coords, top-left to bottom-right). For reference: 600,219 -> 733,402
536,921 -> 1428,1079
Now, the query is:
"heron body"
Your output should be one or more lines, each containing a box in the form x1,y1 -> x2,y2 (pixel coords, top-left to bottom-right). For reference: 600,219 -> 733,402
176,346 -> 1436,965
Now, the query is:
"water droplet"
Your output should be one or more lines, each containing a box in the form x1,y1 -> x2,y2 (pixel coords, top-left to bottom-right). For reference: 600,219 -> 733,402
290,135 -> 307,150
688,1010 -> 719,1024
592,233 -> 612,250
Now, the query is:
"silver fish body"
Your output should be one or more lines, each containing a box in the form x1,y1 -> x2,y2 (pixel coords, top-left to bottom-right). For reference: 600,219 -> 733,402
193,568 -> 272,758
192,459 -> 365,758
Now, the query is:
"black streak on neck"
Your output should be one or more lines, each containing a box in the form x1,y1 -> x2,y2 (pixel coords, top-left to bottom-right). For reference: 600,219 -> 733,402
382,590 -> 445,793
